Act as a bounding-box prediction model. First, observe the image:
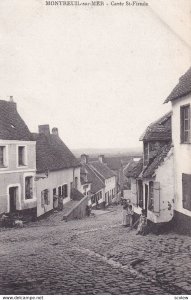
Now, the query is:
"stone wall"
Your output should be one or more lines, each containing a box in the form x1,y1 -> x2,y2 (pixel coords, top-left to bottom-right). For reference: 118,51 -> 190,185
63,195 -> 89,221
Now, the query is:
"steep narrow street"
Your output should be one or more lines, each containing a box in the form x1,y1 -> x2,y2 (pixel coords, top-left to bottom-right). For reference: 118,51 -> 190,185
0,206 -> 191,295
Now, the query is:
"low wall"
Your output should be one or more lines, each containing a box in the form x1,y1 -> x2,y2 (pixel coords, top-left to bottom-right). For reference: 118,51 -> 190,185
63,196 -> 89,222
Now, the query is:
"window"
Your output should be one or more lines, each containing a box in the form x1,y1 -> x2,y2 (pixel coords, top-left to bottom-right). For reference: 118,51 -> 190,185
53,188 -> 57,197
181,105 -> 190,143
18,146 -> 26,166
0,146 -> 7,168
62,184 -> 68,198
74,177 -> 78,189
182,173 -> 191,211
41,189 -> 50,207
148,181 -> 154,211
25,176 -> 33,199
58,186 -> 62,197
137,180 -> 143,208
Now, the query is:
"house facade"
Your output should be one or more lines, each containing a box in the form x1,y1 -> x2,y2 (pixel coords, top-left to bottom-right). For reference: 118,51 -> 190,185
80,154 -> 117,208
125,112 -> 174,227
0,99 -> 36,217
34,125 -> 81,217
80,154 -> 105,208
165,67 -> 191,233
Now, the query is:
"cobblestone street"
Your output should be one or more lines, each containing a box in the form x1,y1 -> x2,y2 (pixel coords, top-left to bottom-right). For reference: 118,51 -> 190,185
0,206 -> 191,295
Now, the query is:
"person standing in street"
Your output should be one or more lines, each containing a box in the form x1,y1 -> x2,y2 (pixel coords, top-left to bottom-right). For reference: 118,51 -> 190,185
122,200 -> 128,226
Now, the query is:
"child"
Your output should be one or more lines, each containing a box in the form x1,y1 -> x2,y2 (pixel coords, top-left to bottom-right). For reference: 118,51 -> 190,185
136,209 -> 147,235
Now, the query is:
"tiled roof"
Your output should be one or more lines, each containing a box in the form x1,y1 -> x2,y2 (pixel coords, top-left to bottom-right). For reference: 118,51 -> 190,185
90,161 -> 116,179
33,133 -> 80,173
124,158 -> 143,178
85,165 -> 104,194
104,157 -> 131,170
142,143 -> 172,178
165,67 -> 191,103
70,188 -> 84,201
0,100 -> 33,141
139,112 -> 172,142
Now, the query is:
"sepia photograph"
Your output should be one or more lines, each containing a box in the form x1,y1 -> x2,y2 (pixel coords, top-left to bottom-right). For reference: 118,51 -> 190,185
0,0 -> 191,297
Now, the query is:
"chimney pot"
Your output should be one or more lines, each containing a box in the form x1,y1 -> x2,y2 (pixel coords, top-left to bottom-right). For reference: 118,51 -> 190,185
10,96 -> 14,102
52,127 -> 59,136
98,155 -> 105,164
81,154 -> 89,164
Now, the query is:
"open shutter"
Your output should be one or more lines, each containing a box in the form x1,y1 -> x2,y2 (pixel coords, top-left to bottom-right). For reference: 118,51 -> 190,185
153,182 -> 160,213
182,174 -> 191,211
41,191 -> 44,208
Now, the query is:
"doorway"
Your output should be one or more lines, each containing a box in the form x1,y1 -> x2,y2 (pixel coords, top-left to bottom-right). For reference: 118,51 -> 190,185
144,184 -> 148,216
9,187 -> 18,213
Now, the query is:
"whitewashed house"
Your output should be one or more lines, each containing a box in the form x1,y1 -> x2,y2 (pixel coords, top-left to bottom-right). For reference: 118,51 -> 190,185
33,125 -> 81,217
80,154 -> 105,208
164,67 -> 191,234
125,112 -> 174,228
0,98 -> 37,218
80,154 -> 117,208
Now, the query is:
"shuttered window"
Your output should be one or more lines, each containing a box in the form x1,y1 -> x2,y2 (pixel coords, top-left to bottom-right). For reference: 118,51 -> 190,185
62,184 -> 68,198
148,181 -> 154,211
41,189 -> 50,207
182,173 -> 191,211
180,105 -> 190,143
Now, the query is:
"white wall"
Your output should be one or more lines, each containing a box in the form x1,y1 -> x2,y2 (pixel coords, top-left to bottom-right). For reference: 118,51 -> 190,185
172,95 -> 191,217
36,167 -> 80,217
147,148 -> 174,223
105,176 -> 116,204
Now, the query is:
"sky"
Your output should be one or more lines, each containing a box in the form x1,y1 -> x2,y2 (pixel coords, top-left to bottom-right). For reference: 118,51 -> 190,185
0,0 -> 191,150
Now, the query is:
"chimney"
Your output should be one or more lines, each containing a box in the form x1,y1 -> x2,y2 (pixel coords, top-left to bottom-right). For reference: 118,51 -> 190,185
81,154 -> 89,164
98,154 -> 105,164
52,127 -> 59,136
9,96 -> 14,102
38,124 -> 50,136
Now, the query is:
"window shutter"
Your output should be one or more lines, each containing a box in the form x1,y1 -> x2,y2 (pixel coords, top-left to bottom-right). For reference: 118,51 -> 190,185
41,191 -> 44,208
47,189 -> 50,205
182,174 -> 191,211
153,182 -> 160,213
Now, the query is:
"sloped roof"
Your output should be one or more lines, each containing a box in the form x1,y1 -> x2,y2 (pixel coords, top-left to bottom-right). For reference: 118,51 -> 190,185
85,164 -> 105,194
0,100 -> 33,141
139,112 -> 172,142
142,143 -> 172,178
124,158 -> 143,178
165,67 -> 191,103
70,188 -> 84,201
104,157 -> 131,170
33,133 -> 80,173
90,161 -> 116,179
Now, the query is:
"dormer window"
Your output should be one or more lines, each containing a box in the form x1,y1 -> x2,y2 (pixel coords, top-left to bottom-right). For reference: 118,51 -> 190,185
0,146 -> 7,168
180,105 -> 190,143
18,146 -> 27,166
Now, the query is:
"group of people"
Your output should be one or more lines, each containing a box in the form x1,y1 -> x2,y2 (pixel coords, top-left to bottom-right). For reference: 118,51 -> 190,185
122,199 -> 148,235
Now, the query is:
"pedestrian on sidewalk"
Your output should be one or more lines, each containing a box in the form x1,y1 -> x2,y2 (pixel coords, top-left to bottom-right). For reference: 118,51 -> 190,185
136,209 -> 147,235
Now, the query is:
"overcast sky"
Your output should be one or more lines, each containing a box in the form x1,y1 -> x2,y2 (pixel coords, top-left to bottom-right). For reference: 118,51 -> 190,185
0,0 -> 191,150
